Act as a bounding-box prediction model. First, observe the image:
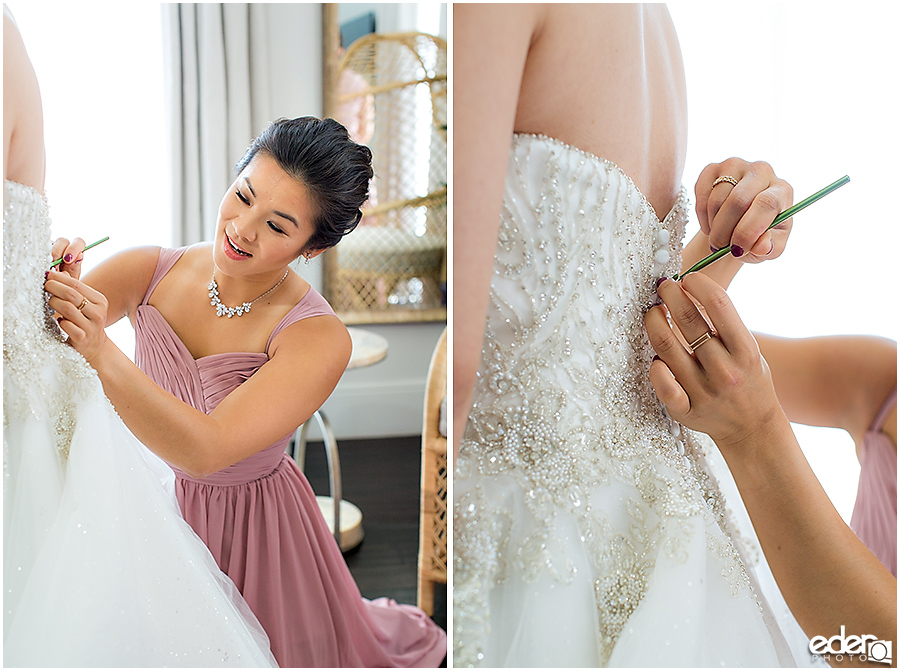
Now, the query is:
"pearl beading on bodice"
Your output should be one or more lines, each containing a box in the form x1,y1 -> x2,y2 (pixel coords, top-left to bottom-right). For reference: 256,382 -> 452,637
453,135 -> 754,666
3,181 -> 99,463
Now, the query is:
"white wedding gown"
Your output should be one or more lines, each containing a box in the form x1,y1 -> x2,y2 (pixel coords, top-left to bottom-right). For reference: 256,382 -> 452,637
453,134 -> 819,668
3,179 -> 277,667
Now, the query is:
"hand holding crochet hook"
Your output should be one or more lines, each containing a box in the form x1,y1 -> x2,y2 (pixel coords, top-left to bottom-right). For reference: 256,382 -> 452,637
644,176 -> 895,653
679,170 -> 849,281
650,166 -> 849,370
689,158 -> 796,276
49,235 -> 109,278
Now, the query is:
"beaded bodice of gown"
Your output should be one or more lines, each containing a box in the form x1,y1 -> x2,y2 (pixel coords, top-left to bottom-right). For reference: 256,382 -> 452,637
3,180 -> 96,460
454,135 -> 763,666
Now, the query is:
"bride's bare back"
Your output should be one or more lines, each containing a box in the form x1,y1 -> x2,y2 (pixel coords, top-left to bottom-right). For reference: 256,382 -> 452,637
454,4 -> 688,443
515,4 -> 687,219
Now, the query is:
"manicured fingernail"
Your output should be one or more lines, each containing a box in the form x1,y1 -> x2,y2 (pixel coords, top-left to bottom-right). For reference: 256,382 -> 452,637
44,271 -> 49,280
730,244 -> 744,258
63,254 -> 73,263
710,245 -> 720,253
75,258 -> 83,264
656,277 -> 667,289
766,239 -> 775,256
652,355 -> 661,362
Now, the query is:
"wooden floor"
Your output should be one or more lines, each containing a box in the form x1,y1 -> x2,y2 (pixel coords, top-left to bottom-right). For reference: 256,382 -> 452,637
301,434 -> 447,633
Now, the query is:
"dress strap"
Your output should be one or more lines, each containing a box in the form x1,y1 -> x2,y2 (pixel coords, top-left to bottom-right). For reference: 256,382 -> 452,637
141,247 -> 188,305
264,286 -> 335,354
870,388 -> 897,433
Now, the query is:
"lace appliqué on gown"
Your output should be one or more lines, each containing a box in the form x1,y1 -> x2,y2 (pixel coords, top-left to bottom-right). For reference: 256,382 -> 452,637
454,135 -> 772,667
3,182 -> 97,466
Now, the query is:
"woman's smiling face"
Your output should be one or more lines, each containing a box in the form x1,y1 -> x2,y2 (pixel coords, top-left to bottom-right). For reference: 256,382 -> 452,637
214,152 -> 321,277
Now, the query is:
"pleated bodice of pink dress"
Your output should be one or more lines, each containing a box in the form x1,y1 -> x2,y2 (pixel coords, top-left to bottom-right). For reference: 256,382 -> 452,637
133,247 -> 446,668
851,388 -> 897,576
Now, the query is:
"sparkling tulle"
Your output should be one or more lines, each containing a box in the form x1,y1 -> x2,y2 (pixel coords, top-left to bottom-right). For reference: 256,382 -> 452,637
3,180 -> 276,667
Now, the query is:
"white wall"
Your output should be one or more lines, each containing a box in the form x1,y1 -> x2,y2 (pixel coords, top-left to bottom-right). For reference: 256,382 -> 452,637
317,322 -> 445,440
338,3 -> 447,39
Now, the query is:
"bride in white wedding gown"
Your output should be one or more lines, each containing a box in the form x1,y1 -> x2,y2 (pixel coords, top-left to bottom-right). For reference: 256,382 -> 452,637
3,8 -> 274,666
453,5 -> 815,667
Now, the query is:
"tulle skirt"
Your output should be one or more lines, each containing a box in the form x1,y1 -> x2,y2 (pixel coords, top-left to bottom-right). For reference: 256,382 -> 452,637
454,441 -> 822,668
3,362 -> 276,667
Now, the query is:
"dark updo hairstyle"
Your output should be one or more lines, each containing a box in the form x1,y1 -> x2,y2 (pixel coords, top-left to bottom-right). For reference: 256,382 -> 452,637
234,116 -> 373,254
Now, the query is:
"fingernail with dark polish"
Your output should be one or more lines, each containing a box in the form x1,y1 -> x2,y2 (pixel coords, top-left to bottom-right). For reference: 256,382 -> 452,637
63,254 -> 73,264
656,277 -> 667,289
44,271 -> 49,280
710,245 -> 720,253
730,244 -> 744,258
652,355 -> 661,362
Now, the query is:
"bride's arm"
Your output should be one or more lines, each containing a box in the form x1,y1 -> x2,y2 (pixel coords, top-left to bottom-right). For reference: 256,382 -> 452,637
453,4 -> 542,459
3,10 -> 44,191
45,269 -> 350,478
5,12 -> 90,278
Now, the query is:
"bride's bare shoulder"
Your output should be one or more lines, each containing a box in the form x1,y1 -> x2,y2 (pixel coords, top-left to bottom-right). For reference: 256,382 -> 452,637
454,3 -> 545,53
3,11 -> 45,191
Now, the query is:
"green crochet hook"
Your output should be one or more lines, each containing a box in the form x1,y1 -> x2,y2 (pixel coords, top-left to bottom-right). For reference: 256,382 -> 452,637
673,175 -> 850,280
49,236 -> 110,268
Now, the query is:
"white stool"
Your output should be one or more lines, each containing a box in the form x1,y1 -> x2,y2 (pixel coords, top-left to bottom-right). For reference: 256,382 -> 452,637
289,327 -> 388,552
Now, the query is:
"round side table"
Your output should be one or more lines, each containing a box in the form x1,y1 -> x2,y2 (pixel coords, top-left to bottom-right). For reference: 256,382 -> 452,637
289,327 -> 388,552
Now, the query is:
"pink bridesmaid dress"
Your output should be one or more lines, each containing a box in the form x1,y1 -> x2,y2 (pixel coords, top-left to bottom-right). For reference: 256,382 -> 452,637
850,388 -> 897,576
133,247 -> 446,667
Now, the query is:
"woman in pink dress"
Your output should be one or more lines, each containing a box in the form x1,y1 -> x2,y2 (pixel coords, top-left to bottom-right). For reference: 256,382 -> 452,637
45,116 -> 446,667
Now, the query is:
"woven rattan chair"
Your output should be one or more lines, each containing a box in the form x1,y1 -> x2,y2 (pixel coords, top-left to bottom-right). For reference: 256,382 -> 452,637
418,327 -> 447,615
328,32 -> 447,320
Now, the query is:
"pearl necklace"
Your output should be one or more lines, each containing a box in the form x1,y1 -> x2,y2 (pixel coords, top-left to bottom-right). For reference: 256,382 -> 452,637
208,269 -> 289,318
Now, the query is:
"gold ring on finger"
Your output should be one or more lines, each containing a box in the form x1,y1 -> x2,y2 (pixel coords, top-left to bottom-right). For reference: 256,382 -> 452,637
77,297 -> 89,311
688,331 -> 715,353
711,175 -> 738,190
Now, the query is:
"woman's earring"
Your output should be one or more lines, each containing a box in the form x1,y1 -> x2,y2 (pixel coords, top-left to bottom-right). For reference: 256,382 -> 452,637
304,255 -> 311,265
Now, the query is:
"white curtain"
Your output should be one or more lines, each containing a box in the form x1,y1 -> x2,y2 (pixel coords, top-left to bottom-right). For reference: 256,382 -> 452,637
162,3 -> 273,245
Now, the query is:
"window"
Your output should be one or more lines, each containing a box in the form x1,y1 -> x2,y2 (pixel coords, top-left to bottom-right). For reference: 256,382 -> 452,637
11,3 -> 169,357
